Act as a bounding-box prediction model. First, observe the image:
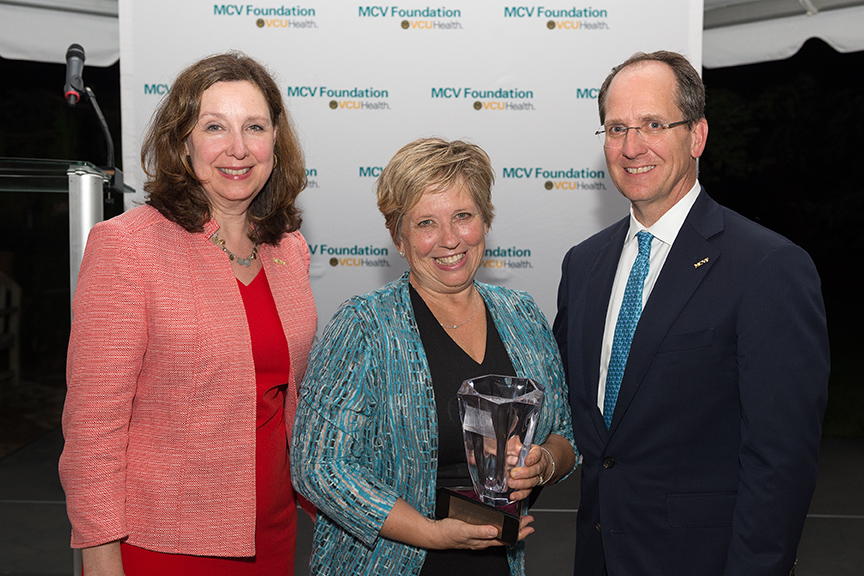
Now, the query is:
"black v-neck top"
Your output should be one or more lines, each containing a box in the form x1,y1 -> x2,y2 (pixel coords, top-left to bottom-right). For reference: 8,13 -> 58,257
411,284 -> 515,574
409,284 -> 517,486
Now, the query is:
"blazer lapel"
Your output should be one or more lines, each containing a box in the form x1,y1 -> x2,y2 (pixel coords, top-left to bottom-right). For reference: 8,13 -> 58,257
583,219 -> 628,441
608,190 -> 724,434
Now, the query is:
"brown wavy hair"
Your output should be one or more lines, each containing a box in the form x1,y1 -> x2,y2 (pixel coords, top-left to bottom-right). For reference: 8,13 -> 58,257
141,52 -> 306,245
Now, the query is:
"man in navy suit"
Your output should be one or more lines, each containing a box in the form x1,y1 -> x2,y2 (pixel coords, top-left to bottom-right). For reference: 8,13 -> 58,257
553,50 -> 829,576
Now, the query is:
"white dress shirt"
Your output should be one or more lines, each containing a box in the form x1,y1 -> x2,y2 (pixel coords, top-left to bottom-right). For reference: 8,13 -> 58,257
597,182 -> 702,413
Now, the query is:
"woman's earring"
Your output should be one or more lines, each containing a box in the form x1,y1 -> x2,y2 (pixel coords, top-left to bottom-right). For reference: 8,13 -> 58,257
398,251 -> 405,258
273,154 -> 279,167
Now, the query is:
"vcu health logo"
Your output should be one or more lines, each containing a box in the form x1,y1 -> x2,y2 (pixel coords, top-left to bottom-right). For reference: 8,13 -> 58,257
286,85 -> 391,111
502,166 -> 607,190
430,86 -> 536,111
481,245 -> 534,270
357,6 -> 464,30
308,243 -> 392,268
212,4 -> 318,29
503,5 -> 610,30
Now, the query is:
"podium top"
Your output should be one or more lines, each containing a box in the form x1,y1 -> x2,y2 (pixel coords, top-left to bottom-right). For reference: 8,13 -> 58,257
0,158 -> 132,194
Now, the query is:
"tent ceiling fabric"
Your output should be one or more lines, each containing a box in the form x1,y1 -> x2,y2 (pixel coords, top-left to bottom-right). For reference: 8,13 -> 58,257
703,0 -> 862,28
703,0 -> 864,67
0,0 -> 118,66
1,0 -> 863,68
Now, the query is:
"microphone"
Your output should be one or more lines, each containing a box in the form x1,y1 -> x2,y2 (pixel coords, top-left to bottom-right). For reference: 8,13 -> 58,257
61,42 -> 121,192
64,44 -> 86,106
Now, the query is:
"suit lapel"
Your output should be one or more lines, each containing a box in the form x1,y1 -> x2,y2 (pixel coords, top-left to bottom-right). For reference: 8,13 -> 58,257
583,219 -> 628,441
608,190 -> 724,434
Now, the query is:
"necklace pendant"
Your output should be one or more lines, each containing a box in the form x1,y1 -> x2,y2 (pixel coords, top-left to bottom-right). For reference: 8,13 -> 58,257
210,230 -> 259,267
440,288 -> 478,330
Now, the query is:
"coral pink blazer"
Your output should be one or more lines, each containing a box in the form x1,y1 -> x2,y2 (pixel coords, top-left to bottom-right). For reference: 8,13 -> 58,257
59,205 -> 317,556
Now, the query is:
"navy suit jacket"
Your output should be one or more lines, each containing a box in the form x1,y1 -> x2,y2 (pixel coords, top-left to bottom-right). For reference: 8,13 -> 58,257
553,189 -> 829,576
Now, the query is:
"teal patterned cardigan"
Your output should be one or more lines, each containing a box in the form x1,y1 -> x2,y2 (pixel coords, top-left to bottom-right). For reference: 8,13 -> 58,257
291,272 -> 577,575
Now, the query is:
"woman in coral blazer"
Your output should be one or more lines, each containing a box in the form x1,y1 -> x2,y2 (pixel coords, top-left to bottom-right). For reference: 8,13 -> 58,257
59,53 -> 316,576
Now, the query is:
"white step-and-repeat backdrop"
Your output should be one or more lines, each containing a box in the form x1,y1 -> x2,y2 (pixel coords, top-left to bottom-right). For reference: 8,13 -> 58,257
118,1 -> 702,334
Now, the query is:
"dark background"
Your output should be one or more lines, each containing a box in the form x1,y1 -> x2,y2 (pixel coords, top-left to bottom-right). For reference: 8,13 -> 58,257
0,38 -> 860,455
700,39 -> 862,436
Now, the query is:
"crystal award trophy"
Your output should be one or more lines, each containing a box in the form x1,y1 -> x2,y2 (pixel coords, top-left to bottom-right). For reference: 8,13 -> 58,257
435,374 -> 545,545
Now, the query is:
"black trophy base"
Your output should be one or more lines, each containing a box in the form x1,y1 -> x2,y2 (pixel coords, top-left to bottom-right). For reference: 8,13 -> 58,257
435,486 -> 523,545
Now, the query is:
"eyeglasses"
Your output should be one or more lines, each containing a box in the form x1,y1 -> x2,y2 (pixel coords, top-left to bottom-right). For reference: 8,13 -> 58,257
595,120 -> 689,148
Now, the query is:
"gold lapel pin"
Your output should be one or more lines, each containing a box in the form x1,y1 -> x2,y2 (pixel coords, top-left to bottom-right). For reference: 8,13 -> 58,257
694,257 -> 709,269
272,257 -> 286,266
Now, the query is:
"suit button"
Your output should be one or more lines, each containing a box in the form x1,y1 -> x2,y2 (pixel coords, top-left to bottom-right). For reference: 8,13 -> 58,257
602,457 -> 615,469
595,523 -> 601,533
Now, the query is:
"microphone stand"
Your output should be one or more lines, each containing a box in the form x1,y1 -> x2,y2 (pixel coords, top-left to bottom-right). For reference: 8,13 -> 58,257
72,85 -> 124,200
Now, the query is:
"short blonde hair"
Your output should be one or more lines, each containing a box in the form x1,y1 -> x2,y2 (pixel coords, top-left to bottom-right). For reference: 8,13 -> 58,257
376,138 -> 495,240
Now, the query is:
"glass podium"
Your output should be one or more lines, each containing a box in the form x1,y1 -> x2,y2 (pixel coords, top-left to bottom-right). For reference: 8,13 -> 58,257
0,158 -> 131,576
0,158 -> 131,298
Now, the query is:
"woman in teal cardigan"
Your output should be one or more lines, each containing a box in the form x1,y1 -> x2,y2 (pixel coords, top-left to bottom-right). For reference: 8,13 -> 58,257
292,138 -> 577,575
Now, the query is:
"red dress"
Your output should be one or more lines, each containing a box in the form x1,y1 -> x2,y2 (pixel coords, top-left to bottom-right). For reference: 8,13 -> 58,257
121,269 -> 297,575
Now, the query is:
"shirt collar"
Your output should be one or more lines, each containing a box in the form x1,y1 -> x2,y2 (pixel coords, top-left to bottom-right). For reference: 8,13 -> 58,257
626,180 -> 701,246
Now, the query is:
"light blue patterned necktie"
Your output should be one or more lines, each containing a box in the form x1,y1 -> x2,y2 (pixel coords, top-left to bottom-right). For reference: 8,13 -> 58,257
604,230 -> 653,429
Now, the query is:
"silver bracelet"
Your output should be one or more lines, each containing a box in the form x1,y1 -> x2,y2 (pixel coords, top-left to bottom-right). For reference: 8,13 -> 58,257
538,445 -> 556,486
